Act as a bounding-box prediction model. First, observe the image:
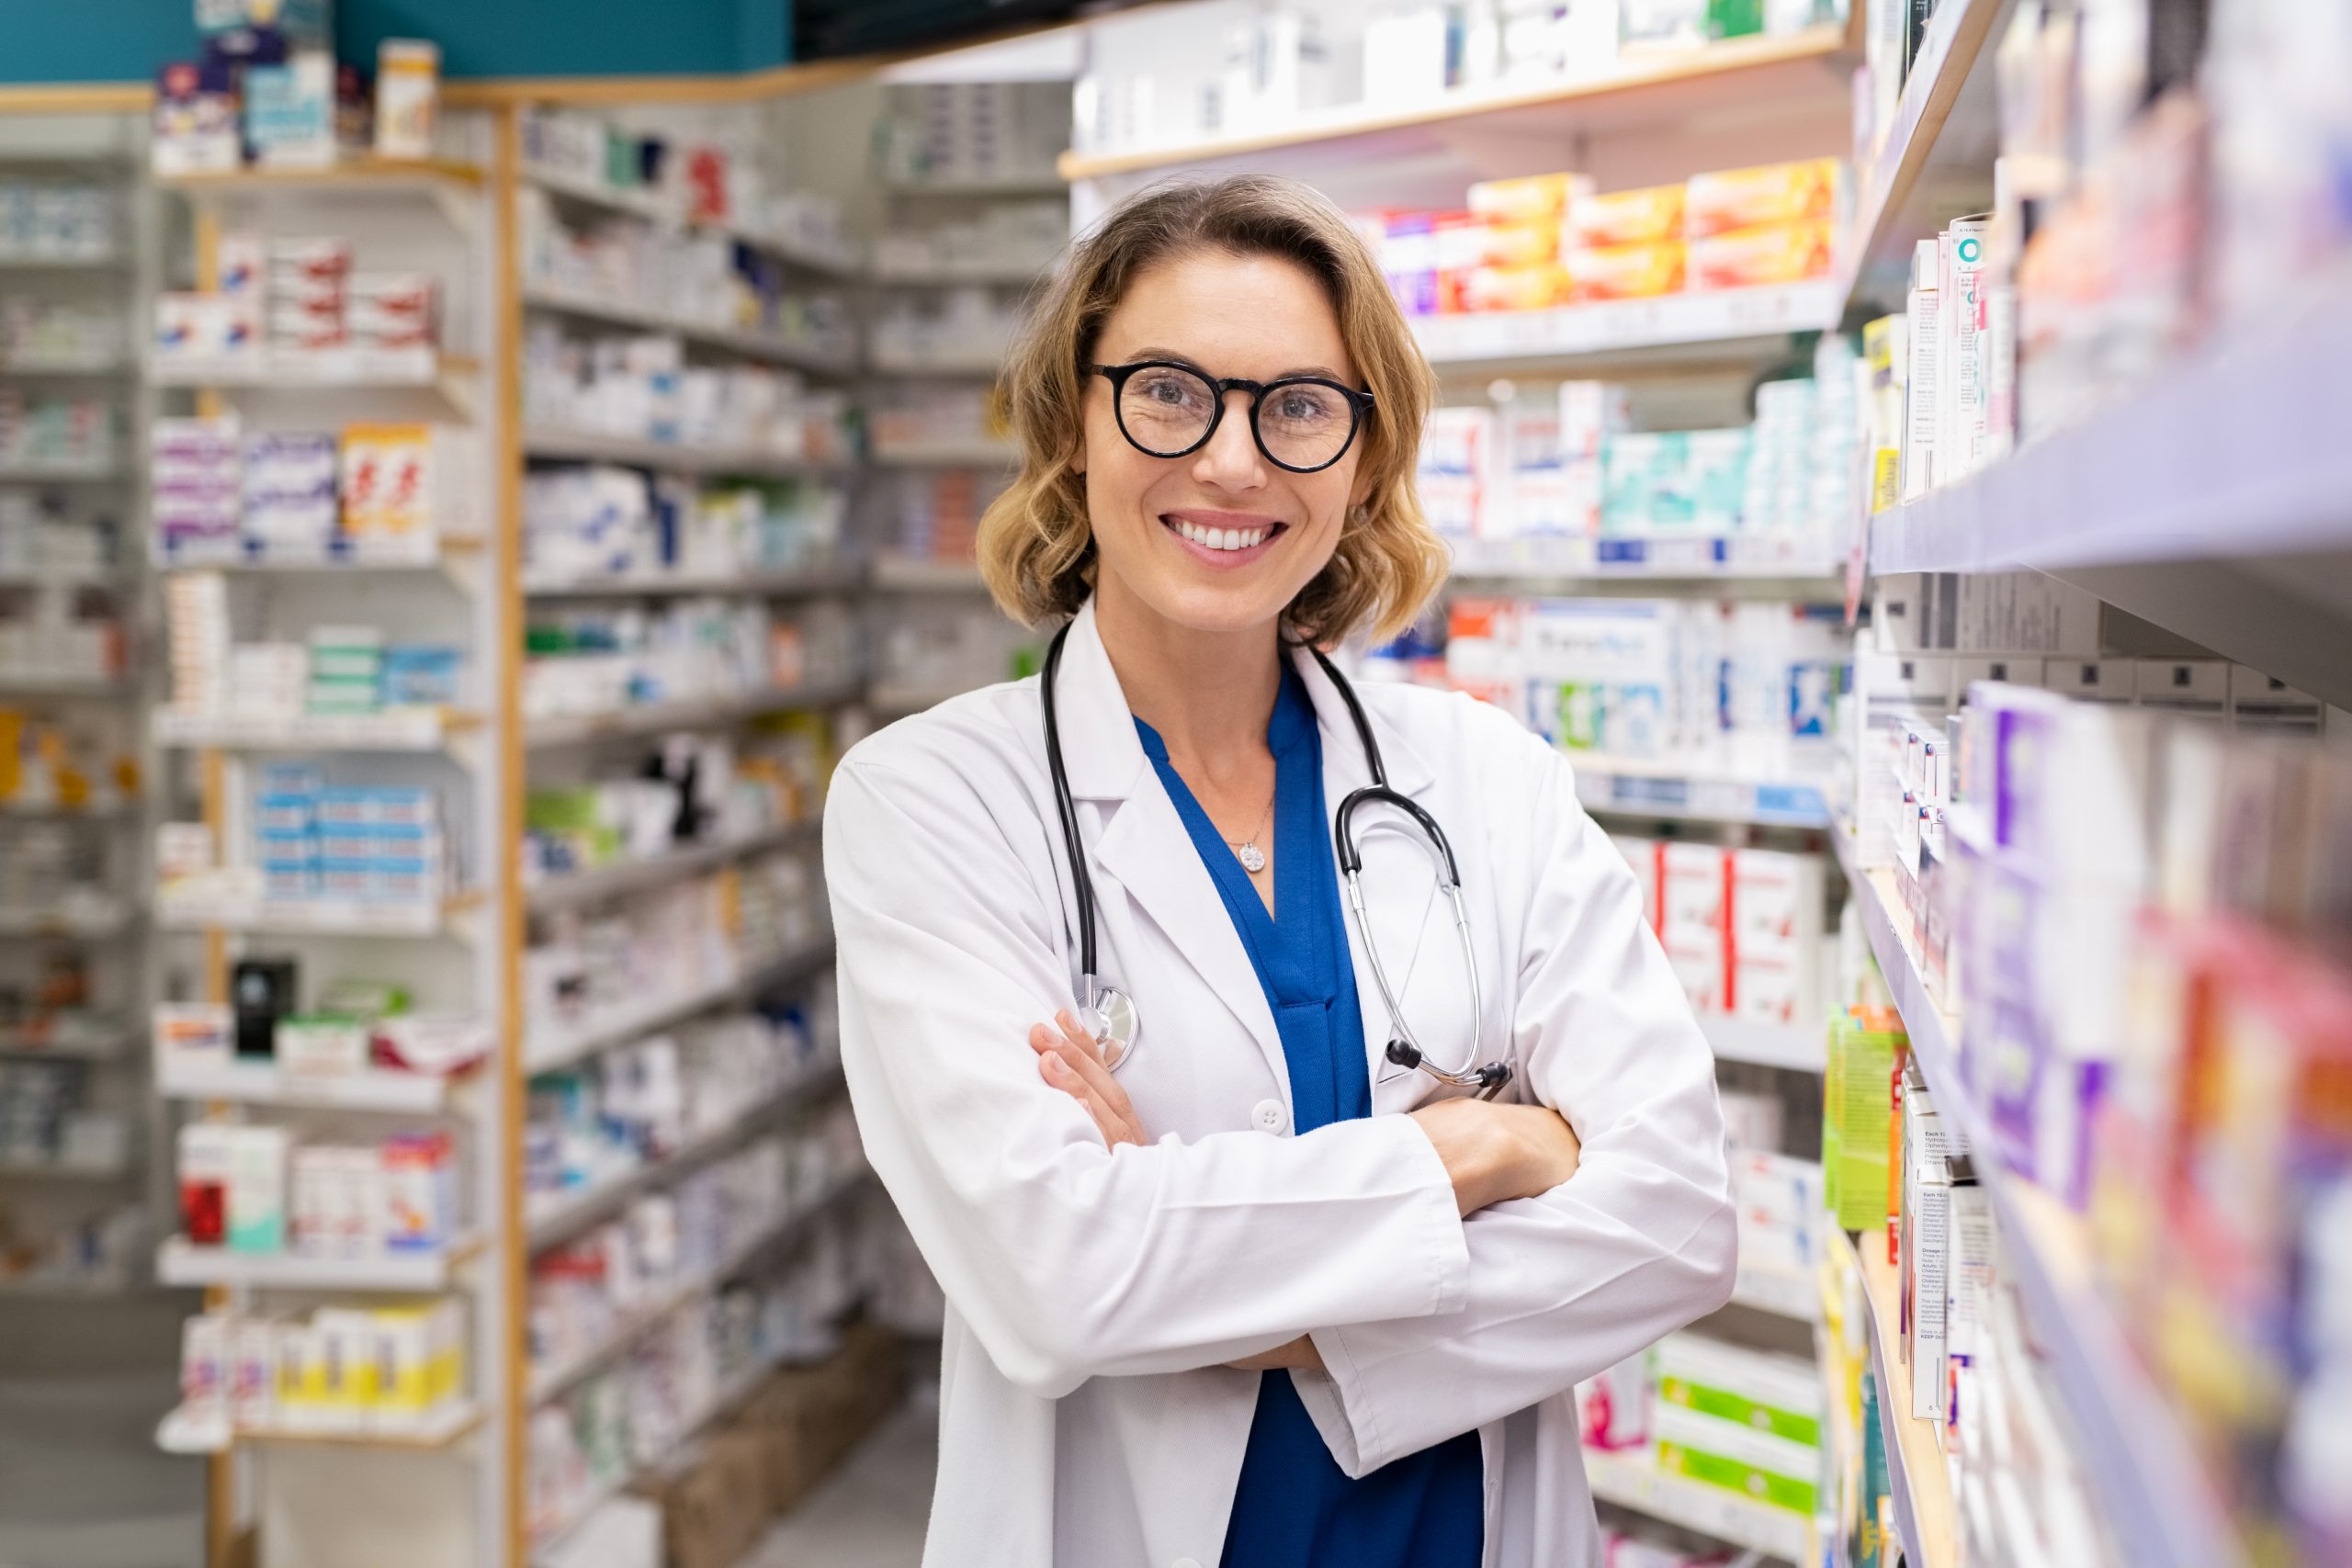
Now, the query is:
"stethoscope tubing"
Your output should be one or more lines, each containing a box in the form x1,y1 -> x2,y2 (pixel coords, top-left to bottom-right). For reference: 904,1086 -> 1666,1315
1041,621 -> 1511,1098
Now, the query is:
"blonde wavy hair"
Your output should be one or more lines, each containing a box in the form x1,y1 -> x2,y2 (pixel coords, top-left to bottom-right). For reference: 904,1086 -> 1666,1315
977,175 -> 1445,647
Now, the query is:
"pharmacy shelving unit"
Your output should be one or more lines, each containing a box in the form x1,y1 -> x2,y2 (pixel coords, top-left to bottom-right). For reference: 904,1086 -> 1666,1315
507,103 -> 878,1567
144,133 -> 517,1568
0,120 -> 167,1323
861,104 -> 1069,716
1813,2 -> 2352,1562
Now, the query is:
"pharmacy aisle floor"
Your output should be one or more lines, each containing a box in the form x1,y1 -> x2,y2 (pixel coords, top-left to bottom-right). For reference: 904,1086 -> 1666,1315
747,1401 -> 939,1568
0,1371 -> 202,1568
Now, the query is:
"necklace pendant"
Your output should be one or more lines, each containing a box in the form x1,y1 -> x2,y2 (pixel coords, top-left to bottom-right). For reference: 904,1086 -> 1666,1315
1236,841 -> 1267,874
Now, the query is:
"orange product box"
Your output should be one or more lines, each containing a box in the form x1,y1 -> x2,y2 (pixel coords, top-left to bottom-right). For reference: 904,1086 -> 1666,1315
1466,263 -> 1574,313
1684,157 -> 1845,238
1565,183 -> 1687,249
1478,216 -> 1561,267
1467,170 -> 1595,222
1689,219 -> 1835,290
1566,240 -> 1687,302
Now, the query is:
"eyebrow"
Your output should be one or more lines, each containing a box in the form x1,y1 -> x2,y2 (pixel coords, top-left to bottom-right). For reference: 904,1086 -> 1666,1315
1114,345 -> 1351,382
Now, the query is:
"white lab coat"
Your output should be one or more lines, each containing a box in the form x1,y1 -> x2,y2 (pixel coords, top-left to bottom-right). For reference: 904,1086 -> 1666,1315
825,599 -> 1736,1568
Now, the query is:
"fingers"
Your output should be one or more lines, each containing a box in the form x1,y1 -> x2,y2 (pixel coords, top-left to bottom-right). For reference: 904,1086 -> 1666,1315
1029,1023 -> 1142,1147
1046,1010 -> 1142,1135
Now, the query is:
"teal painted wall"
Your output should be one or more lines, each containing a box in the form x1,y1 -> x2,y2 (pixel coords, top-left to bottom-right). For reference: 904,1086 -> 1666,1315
0,0 -> 790,84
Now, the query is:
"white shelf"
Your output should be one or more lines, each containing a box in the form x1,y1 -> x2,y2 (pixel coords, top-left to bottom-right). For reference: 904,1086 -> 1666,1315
155,1061 -> 459,1113
1060,25 -> 1849,180
1866,292 -> 2352,707
1413,281 -> 1838,373
1836,0 -> 2006,312
1447,534 -> 1838,584
1570,760 -> 1832,829
1581,1445 -> 1812,1562
867,347 -> 1007,377
526,1063 -> 844,1250
0,357 -> 130,377
1871,295 -> 2352,576
885,175 -> 1066,197
524,675 -> 862,750
521,165 -> 864,277
524,932 -> 835,1077
156,1235 -> 478,1292
524,563 -> 861,601
521,284 -> 856,376
526,1168 -> 869,1408
0,671 -> 123,696
159,535 -> 480,571
156,889 -> 478,938
869,556 -> 986,592
0,1024 -> 133,1060
872,258 -> 1053,287
1829,825 -> 2251,1568
0,902 -> 135,939
153,706 -> 474,751
0,795 -> 134,818
0,252 -> 123,270
866,438 -> 1017,468
1697,1014 -> 1825,1073
0,1155 -> 136,1182
0,565 -> 125,588
0,462 -> 121,483
521,424 -> 852,478
149,347 -> 474,389
156,157 -> 485,195
527,818 -> 819,915
157,1399 -> 482,1456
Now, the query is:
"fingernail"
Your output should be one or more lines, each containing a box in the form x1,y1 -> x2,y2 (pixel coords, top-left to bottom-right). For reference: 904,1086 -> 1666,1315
1044,1055 -> 1066,1076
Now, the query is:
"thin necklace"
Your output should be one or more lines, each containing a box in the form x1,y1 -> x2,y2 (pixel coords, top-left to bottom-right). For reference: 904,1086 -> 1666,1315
1224,793 -> 1273,874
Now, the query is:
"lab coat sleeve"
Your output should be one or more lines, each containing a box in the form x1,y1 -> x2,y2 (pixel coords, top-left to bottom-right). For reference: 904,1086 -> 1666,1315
1291,737 -> 1737,1477
825,753 -> 1471,1400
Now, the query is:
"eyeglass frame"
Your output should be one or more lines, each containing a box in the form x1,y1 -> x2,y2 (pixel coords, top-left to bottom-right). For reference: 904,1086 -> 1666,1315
1085,359 -> 1376,475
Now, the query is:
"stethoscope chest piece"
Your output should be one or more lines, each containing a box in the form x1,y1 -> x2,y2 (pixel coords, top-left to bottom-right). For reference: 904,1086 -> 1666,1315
1083,986 -> 1139,1073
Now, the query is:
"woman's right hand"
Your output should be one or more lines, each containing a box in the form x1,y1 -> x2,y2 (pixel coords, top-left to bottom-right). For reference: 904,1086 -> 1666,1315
1409,1099 -> 1582,1217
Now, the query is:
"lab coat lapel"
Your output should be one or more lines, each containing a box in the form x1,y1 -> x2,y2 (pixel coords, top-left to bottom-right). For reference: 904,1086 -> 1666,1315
1293,649 -> 1448,1111
1057,604 -> 1290,1094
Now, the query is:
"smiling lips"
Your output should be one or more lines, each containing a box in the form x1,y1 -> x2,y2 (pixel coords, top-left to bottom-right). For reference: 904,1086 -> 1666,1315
1162,511 -> 1285,565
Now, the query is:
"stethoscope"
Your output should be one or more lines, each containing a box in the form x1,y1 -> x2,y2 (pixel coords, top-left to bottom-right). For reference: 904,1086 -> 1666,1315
1041,622 -> 1513,1101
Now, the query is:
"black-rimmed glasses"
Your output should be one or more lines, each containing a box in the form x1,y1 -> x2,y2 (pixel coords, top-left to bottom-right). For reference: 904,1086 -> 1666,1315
1087,360 -> 1374,474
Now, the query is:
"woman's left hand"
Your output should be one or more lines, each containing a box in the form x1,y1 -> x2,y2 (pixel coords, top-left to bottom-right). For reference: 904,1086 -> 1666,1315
1030,1009 -> 1146,1149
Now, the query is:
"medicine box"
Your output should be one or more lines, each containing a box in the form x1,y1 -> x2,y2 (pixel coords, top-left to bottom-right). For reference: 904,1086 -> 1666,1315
1654,1334 -> 1825,1446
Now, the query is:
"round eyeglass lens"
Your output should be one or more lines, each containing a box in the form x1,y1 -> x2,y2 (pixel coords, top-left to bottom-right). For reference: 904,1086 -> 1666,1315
1256,379 -> 1355,469
1117,365 -> 1219,455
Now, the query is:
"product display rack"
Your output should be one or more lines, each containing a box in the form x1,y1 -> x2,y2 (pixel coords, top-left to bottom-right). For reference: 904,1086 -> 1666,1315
141,125 -> 520,1568
0,119 -> 165,1329
506,98 -> 878,1568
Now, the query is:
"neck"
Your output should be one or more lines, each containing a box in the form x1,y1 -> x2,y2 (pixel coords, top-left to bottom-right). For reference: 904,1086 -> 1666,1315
1092,574 -> 1283,771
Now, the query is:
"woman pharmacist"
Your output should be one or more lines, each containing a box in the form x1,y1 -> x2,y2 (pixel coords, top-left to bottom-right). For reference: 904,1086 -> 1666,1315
825,175 -> 1736,1568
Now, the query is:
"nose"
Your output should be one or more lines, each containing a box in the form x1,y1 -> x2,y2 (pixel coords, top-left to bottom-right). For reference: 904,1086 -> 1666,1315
1187,388 -> 1267,492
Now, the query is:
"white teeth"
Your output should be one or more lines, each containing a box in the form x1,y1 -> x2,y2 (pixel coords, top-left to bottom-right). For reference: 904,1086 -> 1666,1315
1172,519 -> 1270,552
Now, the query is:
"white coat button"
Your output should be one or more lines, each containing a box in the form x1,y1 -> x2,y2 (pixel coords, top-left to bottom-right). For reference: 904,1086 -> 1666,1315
1250,1099 -> 1289,1134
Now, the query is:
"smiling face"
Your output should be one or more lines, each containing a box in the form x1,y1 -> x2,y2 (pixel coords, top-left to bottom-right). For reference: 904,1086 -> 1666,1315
1078,248 -> 1365,639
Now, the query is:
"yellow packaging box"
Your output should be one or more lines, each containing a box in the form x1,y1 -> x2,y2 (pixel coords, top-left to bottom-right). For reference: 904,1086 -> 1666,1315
1565,183 -> 1687,249
1689,219 -> 1836,290
1684,157 -> 1845,238
1467,170 -> 1594,222
1566,240 -> 1687,302
1467,263 -> 1575,312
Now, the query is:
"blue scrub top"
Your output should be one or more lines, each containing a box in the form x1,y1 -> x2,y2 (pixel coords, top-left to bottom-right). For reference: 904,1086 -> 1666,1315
1135,662 -> 1485,1568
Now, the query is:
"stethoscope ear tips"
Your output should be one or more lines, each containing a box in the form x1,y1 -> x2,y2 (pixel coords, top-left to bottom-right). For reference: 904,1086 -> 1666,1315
1385,1040 -> 1422,1070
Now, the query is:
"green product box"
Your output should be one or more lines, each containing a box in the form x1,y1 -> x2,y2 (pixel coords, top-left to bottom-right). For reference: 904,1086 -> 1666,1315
1825,1007 -> 1904,1232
